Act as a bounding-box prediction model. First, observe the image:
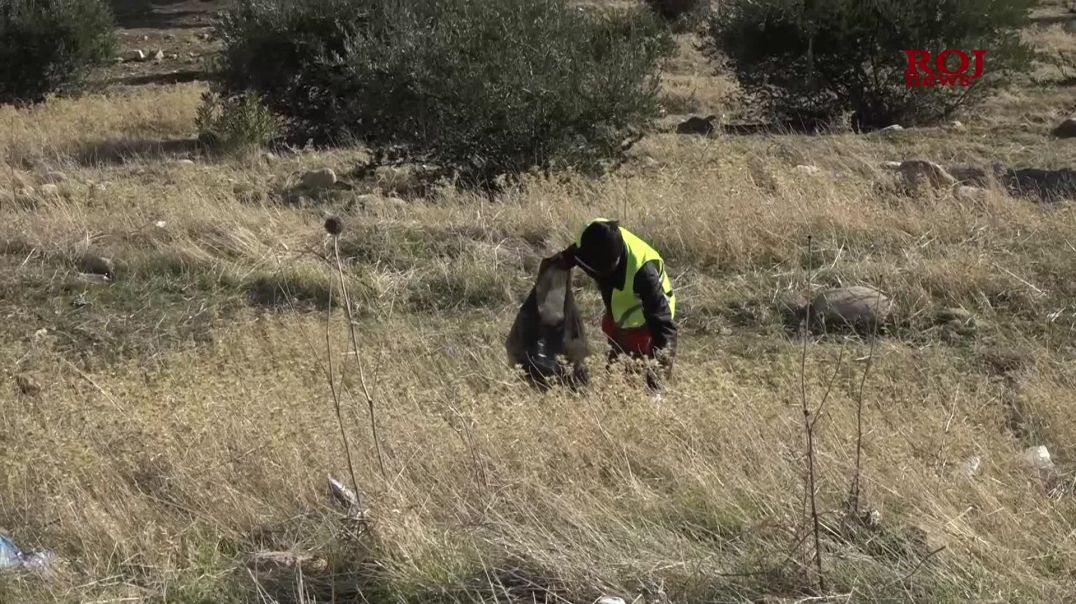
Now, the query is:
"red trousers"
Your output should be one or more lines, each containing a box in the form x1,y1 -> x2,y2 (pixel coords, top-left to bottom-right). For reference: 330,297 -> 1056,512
602,314 -> 653,356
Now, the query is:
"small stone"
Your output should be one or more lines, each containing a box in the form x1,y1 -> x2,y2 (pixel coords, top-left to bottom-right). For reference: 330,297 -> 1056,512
152,49 -> 165,62
125,49 -> 146,62
899,159 -> 957,191
948,120 -> 966,131
1052,117 -> 1076,139
39,184 -> 60,196
33,328 -> 48,340
596,597 -> 627,604
880,161 -> 902,171
16,374 -> 41,397
809,286 -> 893,332
174,159 -> 196,166
154,220 -> 167,229
78,254 -> 115,279
794,164 -> 821,175
878,124 -> 904,132
301,168 -> 338,190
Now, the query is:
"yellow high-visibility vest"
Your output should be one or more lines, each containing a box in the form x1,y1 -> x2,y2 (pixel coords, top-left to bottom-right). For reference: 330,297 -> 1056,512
577,219 -> 675,329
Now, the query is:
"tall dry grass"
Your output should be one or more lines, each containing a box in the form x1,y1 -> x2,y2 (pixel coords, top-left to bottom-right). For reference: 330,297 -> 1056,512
1,20 -> 1076,603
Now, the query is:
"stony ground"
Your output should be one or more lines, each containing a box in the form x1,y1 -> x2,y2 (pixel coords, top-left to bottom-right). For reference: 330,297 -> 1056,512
1,1 -> 1076,603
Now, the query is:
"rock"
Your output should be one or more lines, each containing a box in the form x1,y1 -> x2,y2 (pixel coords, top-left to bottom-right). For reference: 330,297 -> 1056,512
675,115 -> 717,136
880,161 -> 903,171
300,168 -> 337,190
596,597 -> 627,604
948,120 -> 966,131
374,165 -> 424,196
809,286 -> 893,332
878,124 -> 904,132
1003,167 -> 1076,203
125,49 -> 146,62
152,49 -> 165,63
1051,117 -> 1076,139
1023,446 -> 1054,471
38,184 -> 60,196
899,159 -> 957,191
16,374 -> 41,397
174,159 -> 195,167
78,254 -> 115,279
960,455 -> 982,477
794,165 -> 821,175
955,185 -> 988,202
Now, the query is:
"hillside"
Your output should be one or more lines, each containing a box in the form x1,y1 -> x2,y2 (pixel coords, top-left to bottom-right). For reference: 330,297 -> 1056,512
2,1 -> 1076,602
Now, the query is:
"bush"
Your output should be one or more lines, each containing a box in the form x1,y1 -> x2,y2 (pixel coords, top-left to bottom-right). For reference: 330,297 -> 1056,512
0,0 -> 117,105
196,91 -> 282,153
706,0 -> 1034,130
213,0 -> 673,185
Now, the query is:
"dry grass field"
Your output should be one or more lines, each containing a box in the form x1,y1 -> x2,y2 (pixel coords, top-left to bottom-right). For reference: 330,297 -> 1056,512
2,1 -> 1076,602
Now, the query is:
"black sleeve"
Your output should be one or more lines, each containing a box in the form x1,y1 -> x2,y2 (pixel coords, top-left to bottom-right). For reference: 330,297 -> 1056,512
634,261 -> 676,353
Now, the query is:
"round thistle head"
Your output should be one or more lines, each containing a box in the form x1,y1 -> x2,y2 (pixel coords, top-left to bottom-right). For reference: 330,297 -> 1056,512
324,216 -> 344,236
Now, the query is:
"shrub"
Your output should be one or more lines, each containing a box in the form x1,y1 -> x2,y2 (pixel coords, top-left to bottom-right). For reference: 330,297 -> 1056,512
0,0 -> 117,105
212,0 -> 673,185
706,0 -> 1035,130
196,91 -> 282,153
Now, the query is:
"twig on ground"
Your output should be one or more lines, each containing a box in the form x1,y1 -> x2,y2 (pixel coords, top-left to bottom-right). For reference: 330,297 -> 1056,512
882,546 -> 947,590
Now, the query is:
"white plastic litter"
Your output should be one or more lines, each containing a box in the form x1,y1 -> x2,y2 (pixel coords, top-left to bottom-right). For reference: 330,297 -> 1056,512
960,455 -> 982,477
0,534 -> 55,576
1024,446 -> 1054,471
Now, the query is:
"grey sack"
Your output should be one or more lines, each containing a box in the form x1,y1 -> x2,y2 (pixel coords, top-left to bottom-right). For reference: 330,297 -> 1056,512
505,258 -> 589,390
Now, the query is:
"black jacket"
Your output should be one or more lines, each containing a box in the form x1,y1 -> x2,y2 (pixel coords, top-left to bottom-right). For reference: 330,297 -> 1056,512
561,245 -> 677,354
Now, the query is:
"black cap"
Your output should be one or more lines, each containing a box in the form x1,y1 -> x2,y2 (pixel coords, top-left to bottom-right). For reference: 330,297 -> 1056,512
576,220 -> 623,277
